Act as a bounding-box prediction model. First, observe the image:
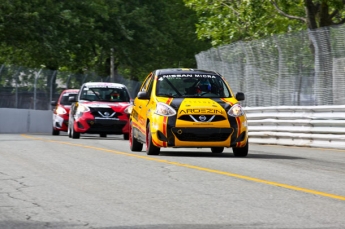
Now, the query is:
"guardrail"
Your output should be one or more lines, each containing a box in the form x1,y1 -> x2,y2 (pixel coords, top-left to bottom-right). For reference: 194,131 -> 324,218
245,105 -> 345,149
1,106 -> 345,150
0,108 -> 51,133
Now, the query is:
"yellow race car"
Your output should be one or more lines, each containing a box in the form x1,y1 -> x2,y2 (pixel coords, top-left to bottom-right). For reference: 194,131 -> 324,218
129,68 -> 248,157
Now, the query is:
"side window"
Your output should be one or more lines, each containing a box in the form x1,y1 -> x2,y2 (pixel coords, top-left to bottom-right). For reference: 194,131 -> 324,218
140,73 -> 153,92
146,75 -> 154,95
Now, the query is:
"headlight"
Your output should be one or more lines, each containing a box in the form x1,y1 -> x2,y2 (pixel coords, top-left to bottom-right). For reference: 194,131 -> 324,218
76,104 -> 90,116
228,104 -> 244,117
124,105 -> 133,114
56,106 -> 67,115
155,102 -> 176,116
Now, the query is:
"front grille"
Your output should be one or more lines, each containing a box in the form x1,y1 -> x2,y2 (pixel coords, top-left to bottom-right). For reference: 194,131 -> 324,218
178,115 -> 225,122
90,107 -> 121,118
171,127 -> 233,142
86,119 -> 126,134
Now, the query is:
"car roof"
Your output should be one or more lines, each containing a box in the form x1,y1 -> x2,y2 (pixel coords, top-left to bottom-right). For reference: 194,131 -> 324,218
155,68 -> 219,75
82,82 -> 127,88
62,89 -> 79,93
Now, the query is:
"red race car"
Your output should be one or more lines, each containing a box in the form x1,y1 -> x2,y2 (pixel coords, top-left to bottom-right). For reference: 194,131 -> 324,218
68,82 -> 132,139
51,89 -> 79,135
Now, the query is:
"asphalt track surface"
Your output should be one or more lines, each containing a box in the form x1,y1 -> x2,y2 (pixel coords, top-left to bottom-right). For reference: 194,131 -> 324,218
1,133 -> 345,229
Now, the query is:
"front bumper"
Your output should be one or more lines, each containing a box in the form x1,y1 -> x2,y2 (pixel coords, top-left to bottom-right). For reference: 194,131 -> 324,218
75,116 -> 129,134
150,115 -> 248,148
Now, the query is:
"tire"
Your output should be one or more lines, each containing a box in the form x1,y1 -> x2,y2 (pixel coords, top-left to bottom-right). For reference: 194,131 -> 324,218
71,125 -> 80,139
146,123 -> 160,155
232,140 -> 248,157
52,127 -> 60,136
211,147 -> 224,153
123,133 -> 129,140
100,133 -> 107,138
129,122 -> 143,152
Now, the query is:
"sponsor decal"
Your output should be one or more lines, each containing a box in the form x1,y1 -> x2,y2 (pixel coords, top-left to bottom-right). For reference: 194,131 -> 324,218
87,104 -> 111,108
179,109 -> 223,114
132,110 -> 139,121
95,117 -> 119,120
159,74 -> 217,79
84,83 -> 124,89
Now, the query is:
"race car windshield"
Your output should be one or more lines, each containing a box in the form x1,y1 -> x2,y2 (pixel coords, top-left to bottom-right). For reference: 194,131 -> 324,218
79,87 -> 130,102
156,74 -> 231,98
60,93 -> 78,105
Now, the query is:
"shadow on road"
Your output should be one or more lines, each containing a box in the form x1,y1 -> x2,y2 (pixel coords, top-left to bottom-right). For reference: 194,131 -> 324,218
158,151 -> 304,160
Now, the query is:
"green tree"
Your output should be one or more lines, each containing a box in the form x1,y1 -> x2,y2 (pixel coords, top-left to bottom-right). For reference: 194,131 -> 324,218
183,0 -> 345,46
0,0 -> 210,82
107,0 -> 211,81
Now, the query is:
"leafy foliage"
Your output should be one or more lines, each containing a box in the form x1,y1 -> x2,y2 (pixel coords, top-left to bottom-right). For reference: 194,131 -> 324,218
0,0 -> 211,81
183,0 -> 345,46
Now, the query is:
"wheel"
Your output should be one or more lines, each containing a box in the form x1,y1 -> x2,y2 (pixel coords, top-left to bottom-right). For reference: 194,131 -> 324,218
232,140 -> 248,157
52,127 -> 60,136
146,123 -> 160,155
211,147 -> 224,153
129,122 -> 143,152
100,133 -> 107,137
71,125 -> 80,139
123,133 -> 129,140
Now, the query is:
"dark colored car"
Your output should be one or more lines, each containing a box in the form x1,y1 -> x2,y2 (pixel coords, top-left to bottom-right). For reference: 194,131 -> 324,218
51,89 -> 79,135
68,82 -> 132,139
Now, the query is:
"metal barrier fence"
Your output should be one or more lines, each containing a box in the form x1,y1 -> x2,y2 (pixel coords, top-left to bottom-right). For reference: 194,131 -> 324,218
245,105 -> 345,149
2,106 -> 344,151
0,65 -> 141,110
196,24 -> 345,107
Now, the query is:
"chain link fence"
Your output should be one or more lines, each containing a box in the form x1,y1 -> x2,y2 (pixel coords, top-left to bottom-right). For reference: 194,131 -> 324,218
0,65 -> 141,110
3,24 -> 345,109
196,24 -> 345,107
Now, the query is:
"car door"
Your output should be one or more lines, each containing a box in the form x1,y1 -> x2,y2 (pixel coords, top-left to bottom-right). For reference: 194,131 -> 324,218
132,72 -> 154,141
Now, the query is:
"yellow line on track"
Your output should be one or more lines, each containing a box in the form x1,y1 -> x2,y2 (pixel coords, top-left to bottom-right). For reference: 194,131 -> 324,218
22,134 -> 345,201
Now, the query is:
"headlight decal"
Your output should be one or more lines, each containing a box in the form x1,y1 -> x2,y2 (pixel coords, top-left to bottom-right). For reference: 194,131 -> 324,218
162,97 -> 173,147
235,117 -> 241,147
56,106 -> 67,115
76,104 -> 90,117
227,104 -> 245,117
124,105 -> 133,115
218,98 -> 239,144
155,103 -> 176,116
165,98 -> 183,146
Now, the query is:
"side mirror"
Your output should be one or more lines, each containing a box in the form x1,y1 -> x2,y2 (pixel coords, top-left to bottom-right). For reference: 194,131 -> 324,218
235,92 -> 245,101
137,91 -> 150,100
68,95 -> 77,103
51,101 -> 57,106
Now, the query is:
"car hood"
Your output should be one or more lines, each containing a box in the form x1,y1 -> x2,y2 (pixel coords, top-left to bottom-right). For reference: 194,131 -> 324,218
79,101 -> 130,109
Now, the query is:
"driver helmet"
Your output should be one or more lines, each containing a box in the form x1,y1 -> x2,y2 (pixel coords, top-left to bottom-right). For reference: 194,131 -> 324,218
198,79 -> 211,92
111,92 -> 120,100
